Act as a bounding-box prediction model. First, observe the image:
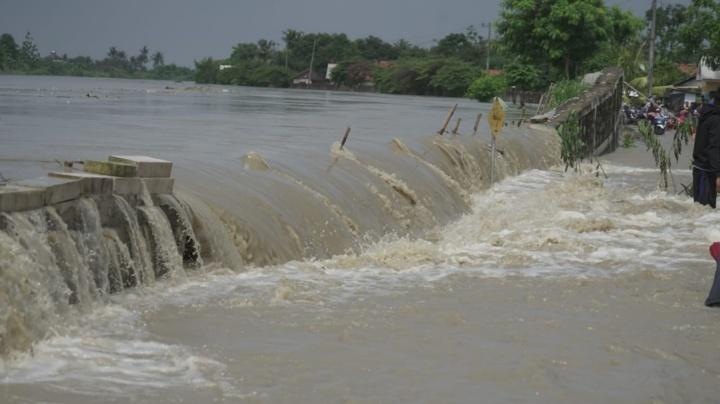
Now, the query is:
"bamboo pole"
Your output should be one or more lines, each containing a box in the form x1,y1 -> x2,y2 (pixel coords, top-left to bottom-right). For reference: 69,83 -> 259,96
437,104 -> 458,135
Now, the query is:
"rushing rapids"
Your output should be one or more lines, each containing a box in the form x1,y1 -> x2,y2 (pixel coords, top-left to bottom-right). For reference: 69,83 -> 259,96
0,125 -> 560,356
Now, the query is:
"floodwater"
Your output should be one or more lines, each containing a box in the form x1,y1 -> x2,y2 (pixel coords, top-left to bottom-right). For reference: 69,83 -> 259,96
1,75 -> 719,403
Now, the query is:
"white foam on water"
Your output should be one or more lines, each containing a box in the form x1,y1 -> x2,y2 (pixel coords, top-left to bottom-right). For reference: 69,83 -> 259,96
0,303 -> 241,398
3,163 -> 718,399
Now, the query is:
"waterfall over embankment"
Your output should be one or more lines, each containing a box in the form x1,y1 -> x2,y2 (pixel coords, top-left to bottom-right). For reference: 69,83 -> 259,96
0,125 -> 560,355
174,125 -> 562,266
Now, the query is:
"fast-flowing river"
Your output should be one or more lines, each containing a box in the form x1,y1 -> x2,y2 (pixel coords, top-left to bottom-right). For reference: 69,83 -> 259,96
0,75 -> 718,403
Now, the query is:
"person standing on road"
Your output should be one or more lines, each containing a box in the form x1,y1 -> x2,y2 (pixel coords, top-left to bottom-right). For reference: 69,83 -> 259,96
692,92 -> 720,208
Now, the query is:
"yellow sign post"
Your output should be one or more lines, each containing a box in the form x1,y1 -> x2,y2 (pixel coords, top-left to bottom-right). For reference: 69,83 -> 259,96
488,97 -> 505,184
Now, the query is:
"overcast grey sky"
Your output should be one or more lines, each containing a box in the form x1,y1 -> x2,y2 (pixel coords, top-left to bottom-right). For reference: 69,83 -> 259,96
0,0 -> 680,66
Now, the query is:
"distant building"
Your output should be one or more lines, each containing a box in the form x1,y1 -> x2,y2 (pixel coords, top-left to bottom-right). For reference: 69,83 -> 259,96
326,63 -> 338,81
219,64 -> 233,71
667,58 -> 720,111
292,69 -> 325,85
697,57 -> 720,96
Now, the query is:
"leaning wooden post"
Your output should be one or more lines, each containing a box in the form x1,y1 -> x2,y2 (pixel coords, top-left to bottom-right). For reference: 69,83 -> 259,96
340,127 -> 351,150
452,117 -> 462,135
437,104 -> 458,135
473,112 -> 482,136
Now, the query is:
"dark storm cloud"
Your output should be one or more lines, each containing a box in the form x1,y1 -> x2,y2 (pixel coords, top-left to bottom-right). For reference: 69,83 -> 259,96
0,0 -> 678,66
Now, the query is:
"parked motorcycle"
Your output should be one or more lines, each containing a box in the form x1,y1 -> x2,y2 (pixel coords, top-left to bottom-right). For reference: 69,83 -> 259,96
650,112 -> 667,135
623,105 -> 639,125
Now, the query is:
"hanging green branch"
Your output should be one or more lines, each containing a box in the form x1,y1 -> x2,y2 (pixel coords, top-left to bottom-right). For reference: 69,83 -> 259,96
673,120 -> 693,163
638,120 -> 670,189
557,111 -> 606,177
557,112 -> 585,171
673,119 -> 695,195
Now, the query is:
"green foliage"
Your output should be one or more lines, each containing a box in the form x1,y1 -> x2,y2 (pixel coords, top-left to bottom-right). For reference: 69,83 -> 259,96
653,60 -> 686,86
648,4 -> 693,62
635,118 -> 694,193
149,64 -> 193,81
0,32 -> 190,81
432,27 -> 486,64
547,80 -> 588,108
429,62 -> 483,97
331,59 -> 373,88
282,30 -> 356,72
498,0 -> 609,79
466,74 -> 508,102
373,58 -> 433,95
622,131 -> 635,148
557,112 -> 586,171
194,58 -> 219,84
152,51 -> 164,68
673,120 -> 693,163
607,6 -> 645,47
18,32 -> 40,69
679,0 -> 720,68
355,36 -> 399,60
638,120 -> 670,189
0,33 -> 19,70
504,60 -> 544,91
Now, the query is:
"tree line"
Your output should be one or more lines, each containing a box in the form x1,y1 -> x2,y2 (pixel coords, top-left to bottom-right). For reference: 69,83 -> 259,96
1,0 -> 718,101
0,32 -> 193,81
195,0 -> 719,101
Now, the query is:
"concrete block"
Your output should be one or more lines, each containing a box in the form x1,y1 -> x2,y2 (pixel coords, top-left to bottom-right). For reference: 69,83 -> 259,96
84,160 -> 137,177
49,172 -> 114,195
144,177 -> 174,194
17,176 -> 83,205
113,177 -> 144,195
114,177 -> 174,195
0,184 -> 45,212
109,155 -> 172,178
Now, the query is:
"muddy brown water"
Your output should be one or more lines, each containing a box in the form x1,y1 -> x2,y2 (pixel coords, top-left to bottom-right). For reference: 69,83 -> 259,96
1,76 -> 718,403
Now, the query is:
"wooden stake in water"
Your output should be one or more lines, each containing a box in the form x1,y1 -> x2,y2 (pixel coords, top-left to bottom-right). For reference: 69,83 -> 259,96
340,127 -> 351,150
473,113 -> 482,136
452,117 -> 462,135
437,104 -> 458,135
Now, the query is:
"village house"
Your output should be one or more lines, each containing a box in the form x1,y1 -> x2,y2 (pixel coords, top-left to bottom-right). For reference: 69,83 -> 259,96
667,58 -> 720,111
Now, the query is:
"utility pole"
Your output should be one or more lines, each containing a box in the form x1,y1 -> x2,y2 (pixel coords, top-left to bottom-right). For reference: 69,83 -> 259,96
482,22 -> 492,71
308,38 -> 318,85
648,0 -> 657,99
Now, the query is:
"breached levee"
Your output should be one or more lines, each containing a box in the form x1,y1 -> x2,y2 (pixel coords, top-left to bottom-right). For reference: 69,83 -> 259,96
0,122 -> 561,356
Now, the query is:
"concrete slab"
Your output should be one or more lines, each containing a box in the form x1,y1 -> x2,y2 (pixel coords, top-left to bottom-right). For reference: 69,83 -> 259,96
144,177 -> 174,194
0,184 -> 45,212
113,178 -> 144,195
84,160 -> 137,177
17,176 -> 83,205
109,155 -> 172,178
49,172 -> 115,195
114,177 -> 174,195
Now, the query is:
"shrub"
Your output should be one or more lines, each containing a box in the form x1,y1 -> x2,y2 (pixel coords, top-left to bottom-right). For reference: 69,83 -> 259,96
548,80 -> 588,108
466,74 -> 507,102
